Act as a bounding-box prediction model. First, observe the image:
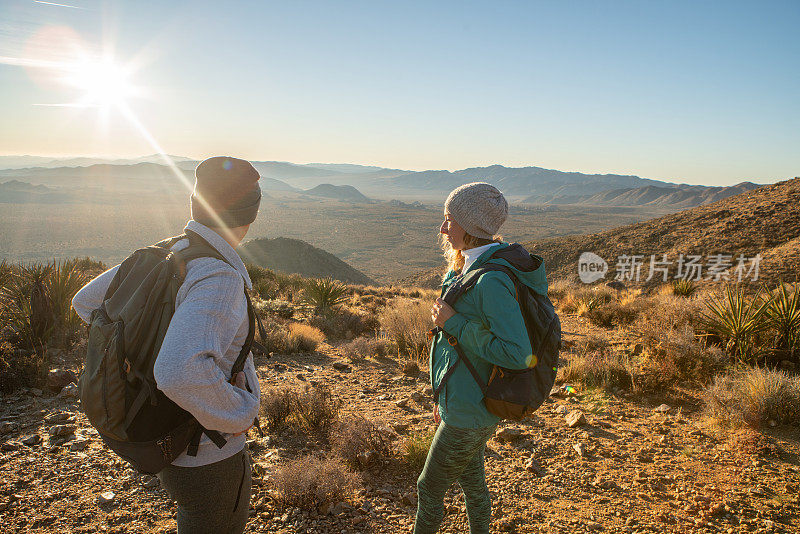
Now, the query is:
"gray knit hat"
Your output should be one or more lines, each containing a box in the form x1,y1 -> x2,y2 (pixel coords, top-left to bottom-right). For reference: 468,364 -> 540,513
191,156 -> 261,228
444,182 -> 508,239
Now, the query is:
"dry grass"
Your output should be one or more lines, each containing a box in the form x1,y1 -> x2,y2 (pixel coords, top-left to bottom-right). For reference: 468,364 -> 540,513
270,455 -> 361,511
308,307 -> 379,341
559,350 -> 635,392
401,430 -> 435,471
340,336 -> 392,360
287,323 -> 326,353
379,299 -> 431,364
638,327 -> 727,390
329,416 -> 394,470
703,367 -> 800,429
559,286 -> 614,315
259,387 -> 298,430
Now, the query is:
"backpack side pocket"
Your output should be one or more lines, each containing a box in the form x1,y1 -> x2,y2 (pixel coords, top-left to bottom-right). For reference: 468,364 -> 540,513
79,309 -> 128,441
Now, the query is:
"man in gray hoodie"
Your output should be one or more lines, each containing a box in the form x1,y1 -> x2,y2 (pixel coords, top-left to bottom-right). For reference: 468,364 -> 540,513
72,156 -> 262,534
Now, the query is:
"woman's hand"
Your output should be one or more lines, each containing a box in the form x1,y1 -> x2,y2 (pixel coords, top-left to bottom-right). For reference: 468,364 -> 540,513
431,297 -> 456,328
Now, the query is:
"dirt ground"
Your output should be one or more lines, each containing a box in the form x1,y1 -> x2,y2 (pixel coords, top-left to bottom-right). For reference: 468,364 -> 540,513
1,320 -> 799,533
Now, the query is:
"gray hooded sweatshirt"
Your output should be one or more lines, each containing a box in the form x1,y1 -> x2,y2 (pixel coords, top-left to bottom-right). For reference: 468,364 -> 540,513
71,220 -> 261,467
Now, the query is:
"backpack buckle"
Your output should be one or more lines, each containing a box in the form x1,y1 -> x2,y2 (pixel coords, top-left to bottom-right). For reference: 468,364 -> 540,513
447,336 -> 458,347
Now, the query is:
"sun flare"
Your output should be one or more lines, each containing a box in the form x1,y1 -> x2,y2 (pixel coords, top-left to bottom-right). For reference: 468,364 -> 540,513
62,59 -> 134,108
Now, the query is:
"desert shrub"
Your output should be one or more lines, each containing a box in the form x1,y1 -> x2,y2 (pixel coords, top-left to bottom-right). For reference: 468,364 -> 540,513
252,278 -> 278,300
287,323 -> 326,352
293,385 -> 342,433
379,299 -> 430,363
703,367 -> 800,428
341,336 -> 391,360
260,384 -> 341,434
671,279 -> 698,297
300,277 -> 349,314
44,260 -> 88,346
1,262 -> 55,351
559,350 -> 634,391
0,342 -> 45,392
559,287 -> 613,315
401,431 -> 435,471
273,272 -> 306,302
260,386 -> 298,430
700,284 -> 770,364
330,416 -> 394,469
574,334 -> 610,354
71,256 -> 107,274
308,307 -> 379,341
632,293 -> 703,347
587,299 -> 648,329
638,327 -> 727,390
246,264 -> 275,285
255,299 -> 294,319
270,455 -> 361,511
546,278 -> 574,303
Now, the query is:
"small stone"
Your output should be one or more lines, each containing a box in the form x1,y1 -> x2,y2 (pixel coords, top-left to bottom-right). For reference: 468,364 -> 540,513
394,398 -> 409,409
2,441 -> 21,451
44,411 -> 73,424
142,476 -> 160,488
0,421 -> 15,434
565,410 -> 587,428
48,424 -> 77,437
653,404 -> 671,413
410,391 -> 423,402
69,438 -> 90,451
357,450 -> 377,468
495,427 -> 523,442
573,442 -> 587,457
96,491 -> 115,505
390,422 -> 409,434
332,362 -> 352,373
57,383 -> 79,399
21,434 -> 42,446
30,388 -> 43,397
47,368 -> 77,391
401,492 -> 417,506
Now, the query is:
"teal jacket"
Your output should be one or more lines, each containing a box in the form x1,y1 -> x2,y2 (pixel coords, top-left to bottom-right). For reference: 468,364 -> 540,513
429,242 -> 548,428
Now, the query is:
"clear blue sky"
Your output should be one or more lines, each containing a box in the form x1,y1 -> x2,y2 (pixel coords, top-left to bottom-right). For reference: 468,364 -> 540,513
0,0 -> 797,186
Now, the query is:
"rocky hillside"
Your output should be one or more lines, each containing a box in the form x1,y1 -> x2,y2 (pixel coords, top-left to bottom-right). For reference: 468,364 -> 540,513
405,177 -> 800,288
523,182 -> 761,209
528,177 -> 800,285
239,237 -> 375,285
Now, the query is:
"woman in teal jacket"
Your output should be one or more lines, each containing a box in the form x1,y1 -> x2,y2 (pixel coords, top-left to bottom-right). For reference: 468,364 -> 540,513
415,182 -> 548,534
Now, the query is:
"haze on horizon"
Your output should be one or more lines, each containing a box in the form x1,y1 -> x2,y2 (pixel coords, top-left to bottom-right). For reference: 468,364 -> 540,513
0,0 -> 798,187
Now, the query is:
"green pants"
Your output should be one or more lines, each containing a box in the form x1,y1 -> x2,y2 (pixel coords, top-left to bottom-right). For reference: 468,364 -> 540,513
157,446 -> 252,534
414,422 -> 497,534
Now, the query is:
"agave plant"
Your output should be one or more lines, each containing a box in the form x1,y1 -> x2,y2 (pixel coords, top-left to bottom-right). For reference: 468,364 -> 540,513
0,262 -> 54,351
764,282 -> 800,360
300,277 -> 349,314
700,284 -> 770,364
45,260 -> 89,344
671,278 -> 697,298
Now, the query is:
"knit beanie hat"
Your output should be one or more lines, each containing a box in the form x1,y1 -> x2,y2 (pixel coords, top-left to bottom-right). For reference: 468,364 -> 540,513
444,182 -> 508,239
190,156 -> 261,228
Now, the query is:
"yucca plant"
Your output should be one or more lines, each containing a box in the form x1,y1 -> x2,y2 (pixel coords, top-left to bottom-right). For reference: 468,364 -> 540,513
575,293 -> 610,316
0,262 -> 54,352
700,284 -> 770,364
45,260 -> 88,345
764,282 -> 800,361
300,277 -> 349,314
671,278 -> 697,297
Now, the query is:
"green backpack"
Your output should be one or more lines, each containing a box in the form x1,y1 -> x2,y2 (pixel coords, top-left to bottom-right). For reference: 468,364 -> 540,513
78,230 -> 266,474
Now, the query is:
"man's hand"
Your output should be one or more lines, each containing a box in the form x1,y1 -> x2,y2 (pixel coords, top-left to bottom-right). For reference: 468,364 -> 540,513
431,297 -> 456,328
432,404 -> 441,425
231,372 -> 253,437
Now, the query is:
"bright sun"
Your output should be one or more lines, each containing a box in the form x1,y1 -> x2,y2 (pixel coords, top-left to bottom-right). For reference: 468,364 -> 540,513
62,59 -> 134,108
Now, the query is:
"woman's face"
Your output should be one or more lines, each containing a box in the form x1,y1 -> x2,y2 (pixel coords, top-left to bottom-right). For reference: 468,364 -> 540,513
440,213 -> 467,250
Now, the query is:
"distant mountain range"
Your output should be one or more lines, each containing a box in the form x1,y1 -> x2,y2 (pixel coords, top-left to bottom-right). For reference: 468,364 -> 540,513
239,237 -> 375,285
0,155 -> 774,209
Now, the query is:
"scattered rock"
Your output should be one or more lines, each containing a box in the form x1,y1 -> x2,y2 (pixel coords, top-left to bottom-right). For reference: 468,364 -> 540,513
47,368 -> 77,391
332,362 -> 352,373
565,410 -> 587,428
142,476 -> 160,488
44,411 -> 73,424
48,424 -> 77,437
0,421 -> 15,434
2,441 -> 21,451
390,422 -> 409,434
69,438 -> 90,451
30,388 -> 43,397
357,450 -> 377,468
495,427 -> 523,442
394,398 -> 409,409
653,404 -> 671,413
57,383 -> 79,399
96,491 -> 115,505
21,434 -> 42,446
573,442 -> 587,457
401,492 -> 417,506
